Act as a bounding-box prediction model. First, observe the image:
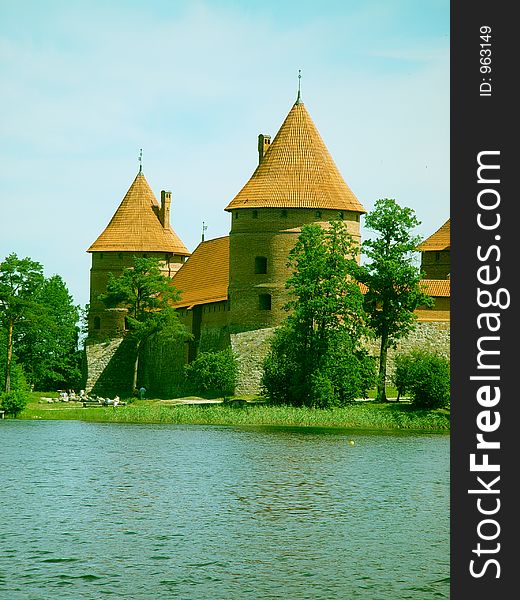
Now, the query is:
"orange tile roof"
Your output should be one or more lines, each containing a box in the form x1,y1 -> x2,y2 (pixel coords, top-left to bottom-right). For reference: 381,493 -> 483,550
87,171 -> 190,254
225,102 -> 365,213
359,279 -> 449,298
417,219 -> 450,251
171,236 -> 229,308
420,279 -> 450,297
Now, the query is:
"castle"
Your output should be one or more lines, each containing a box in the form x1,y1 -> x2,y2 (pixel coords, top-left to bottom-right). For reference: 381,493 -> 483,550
85,95 -> 450,397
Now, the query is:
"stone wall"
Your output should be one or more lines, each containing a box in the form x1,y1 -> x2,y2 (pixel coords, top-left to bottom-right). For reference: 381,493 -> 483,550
230,328 -> 276,396
85,336 -> 138,397
364,320 -> 450,380
229,320 -> 450,396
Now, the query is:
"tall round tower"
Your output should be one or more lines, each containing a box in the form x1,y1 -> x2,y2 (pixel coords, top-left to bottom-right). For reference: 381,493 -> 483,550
86,169 -> 190,340
224,98 -> 366,332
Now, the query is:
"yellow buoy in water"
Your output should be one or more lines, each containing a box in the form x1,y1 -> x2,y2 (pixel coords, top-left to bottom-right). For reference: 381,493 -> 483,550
348,440 -> 355,445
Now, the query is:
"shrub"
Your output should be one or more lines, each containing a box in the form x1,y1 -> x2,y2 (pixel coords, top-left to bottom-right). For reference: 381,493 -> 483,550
392,350 -> 450,409
185,348 -> 238,398
261,326 -> 376,407
1,390 -> 30,417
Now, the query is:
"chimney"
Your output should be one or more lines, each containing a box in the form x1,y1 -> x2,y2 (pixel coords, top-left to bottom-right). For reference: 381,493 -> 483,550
160,190 -> 171,228
258,134 -> 271,165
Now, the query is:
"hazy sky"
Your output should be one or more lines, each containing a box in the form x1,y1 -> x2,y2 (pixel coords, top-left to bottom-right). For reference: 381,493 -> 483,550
0,0 -> 449,308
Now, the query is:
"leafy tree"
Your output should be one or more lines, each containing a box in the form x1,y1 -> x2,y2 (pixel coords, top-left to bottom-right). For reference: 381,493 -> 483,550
392,350 -> 450,409
99,257 -> 190,390
354,199 -> 434,401
16,275 -> 82,390
0,254 -> 45,392
261,221 -> 375,407
1,390 -> 30,417
185,348 -> 238,398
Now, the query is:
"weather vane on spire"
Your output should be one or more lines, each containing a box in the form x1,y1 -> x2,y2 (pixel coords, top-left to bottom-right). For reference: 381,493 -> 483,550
296,69 -> 302,104
138,148 -> 143,173
202,221 -> 208,242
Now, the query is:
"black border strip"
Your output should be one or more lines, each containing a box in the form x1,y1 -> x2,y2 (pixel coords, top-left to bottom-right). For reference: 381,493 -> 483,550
451,2 -> 515,597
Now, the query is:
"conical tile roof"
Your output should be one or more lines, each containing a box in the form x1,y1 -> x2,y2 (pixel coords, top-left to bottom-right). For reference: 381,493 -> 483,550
417,219 -> 450,251
87,171 -> 189,254
225,102 -> 365,213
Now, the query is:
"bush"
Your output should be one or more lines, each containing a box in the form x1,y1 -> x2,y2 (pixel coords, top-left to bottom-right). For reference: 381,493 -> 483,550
1,390 -> 30,417
185,348 -> 238,398
392,350 -> 450,409
261,326 -> 376,408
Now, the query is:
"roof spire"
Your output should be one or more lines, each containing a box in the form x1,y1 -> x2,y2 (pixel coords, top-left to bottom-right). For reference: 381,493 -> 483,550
202,221 -> 208,242
138,148 -> 143,174
295,69 -> 302,105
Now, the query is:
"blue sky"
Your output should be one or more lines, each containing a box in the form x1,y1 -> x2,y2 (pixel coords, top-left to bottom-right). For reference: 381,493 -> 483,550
0,0 -> 449,308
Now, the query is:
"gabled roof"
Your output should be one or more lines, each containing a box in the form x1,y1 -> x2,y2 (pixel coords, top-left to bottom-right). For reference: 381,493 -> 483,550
225,102 -> 365,213
171,236 -> 229,308
417,219 -> 450,252
87,171 -> 189,254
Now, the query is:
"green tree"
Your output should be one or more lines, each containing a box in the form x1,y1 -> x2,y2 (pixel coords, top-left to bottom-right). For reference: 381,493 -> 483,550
354,199 -> 434,401
16,275 -> 82,390
261,221 -> 375,407
0,254 -> 45,392
99,257 -> 189,390
393,350 -> 450,409
1,390 -> 30,418
185,348 -> 238,398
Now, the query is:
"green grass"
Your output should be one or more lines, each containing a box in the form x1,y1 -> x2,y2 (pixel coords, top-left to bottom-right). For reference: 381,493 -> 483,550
19,395 -> 450,432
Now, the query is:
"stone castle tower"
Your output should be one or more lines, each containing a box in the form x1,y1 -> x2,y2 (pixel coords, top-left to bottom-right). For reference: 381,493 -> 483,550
86,168 -> 190,340
224,98 -> 366,332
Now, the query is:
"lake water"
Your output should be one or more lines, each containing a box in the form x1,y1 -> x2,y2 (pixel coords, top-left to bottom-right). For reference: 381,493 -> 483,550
0,420 -> 449,599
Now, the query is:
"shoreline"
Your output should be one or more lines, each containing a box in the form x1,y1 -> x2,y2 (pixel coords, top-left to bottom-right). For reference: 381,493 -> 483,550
17,399 -> 450,433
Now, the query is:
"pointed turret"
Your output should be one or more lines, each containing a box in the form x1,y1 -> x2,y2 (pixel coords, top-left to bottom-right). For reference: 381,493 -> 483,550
226,98 -> 365,332
87,171 -> 189,255
86,170 -> 190,340
225,102 -> 365,214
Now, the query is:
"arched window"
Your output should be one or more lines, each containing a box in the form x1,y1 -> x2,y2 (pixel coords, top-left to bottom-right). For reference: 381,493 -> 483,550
93,316 -> 101,330
259,294 -> 272,311
255,256 -> 268,274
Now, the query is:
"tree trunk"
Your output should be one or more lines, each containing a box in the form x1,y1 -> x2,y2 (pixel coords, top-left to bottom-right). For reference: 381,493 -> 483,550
132,340 -> 141,392
4,319 -> 14,393
377,332 -> 389,402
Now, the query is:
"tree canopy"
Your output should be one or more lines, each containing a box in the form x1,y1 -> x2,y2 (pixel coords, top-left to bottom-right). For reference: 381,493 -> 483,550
0,253 -> 82,392
354,198 -> 434,401
261,221 -> 375,407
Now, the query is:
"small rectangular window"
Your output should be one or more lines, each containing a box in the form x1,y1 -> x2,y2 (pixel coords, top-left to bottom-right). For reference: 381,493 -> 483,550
255,256 -> 268,274
259,294 -> 272,310
252,210 -> 258,219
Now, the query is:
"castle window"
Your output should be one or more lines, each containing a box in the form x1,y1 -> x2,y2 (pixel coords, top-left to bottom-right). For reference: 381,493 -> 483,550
281,210 -> 287,217
99,253 -> 104,260
252,210 -> 258,219
255,256 -> 268,274
315,210 -> 322,219
356,214 -> 360,222
259,294 -> 272,311
93,316 -> 101,330
234,211 -> 239,219
118,252 -> 123,259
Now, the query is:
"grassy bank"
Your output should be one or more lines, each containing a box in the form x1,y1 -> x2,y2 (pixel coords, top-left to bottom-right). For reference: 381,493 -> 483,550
18,396 -> 450,432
